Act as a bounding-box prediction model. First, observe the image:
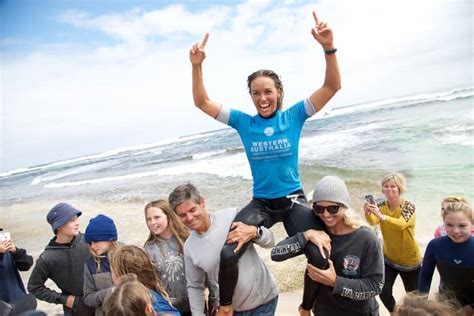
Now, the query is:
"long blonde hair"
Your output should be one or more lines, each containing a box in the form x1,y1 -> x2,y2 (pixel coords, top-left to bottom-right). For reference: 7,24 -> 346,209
103,274 -> 154,316
89,241 -> 119,270
144,199 -> 189,254
110,245 -> 171,304
341,207 -> 366,229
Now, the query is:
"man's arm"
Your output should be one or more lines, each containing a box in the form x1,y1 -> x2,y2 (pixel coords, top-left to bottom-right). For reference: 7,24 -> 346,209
253,226 -> 274,249
184,251 -> 207,316
190,33 -> 221,118
308,11 -> 341,114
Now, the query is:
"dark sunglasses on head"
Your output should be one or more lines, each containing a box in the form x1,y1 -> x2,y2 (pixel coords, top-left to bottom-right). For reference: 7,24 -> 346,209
312,203 -> 342,214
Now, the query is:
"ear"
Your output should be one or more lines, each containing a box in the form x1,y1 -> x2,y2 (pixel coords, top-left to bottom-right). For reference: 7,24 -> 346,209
200,196 -> 206,209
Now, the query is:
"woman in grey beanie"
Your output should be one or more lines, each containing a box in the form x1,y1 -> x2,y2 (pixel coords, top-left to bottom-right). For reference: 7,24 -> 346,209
271,176 -> 384,316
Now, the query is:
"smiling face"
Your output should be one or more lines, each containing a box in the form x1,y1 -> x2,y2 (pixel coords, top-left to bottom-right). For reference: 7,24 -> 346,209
249,76 -> 282,117
174,198 -> 209,234
314,201 -> 345,232
444,211 -> 472,243
145,206 -> 172,239
382,179 -> 401,200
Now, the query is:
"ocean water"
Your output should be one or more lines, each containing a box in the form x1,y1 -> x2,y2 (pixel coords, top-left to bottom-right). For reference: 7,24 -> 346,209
1,87 -> 473,243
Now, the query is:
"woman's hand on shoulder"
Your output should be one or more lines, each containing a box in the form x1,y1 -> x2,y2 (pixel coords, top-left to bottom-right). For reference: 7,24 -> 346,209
304,229 -> 331,259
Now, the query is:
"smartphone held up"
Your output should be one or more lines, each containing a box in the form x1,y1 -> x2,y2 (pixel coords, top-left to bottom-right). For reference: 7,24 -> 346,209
365,195 -> 376,205
0,229 -> 11,241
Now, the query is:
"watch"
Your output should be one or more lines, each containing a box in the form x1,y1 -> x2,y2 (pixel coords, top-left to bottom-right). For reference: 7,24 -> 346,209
255,226 -> 263,239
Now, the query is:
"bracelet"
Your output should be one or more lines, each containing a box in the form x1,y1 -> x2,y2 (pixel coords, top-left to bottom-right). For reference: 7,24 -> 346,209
324,48 -> 337,55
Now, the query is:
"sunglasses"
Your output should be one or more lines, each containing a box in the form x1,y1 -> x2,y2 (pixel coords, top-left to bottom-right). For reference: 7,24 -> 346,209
312,203 -> 342,214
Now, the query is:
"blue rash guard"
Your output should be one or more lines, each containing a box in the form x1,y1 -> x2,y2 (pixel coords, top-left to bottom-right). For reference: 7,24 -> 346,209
217,100 -> 314,199
418,235 -> 474,306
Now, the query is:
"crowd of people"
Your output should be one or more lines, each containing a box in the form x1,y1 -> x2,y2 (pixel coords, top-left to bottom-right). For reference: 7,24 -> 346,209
2,175 -> 472,316
1,9 -> 473,316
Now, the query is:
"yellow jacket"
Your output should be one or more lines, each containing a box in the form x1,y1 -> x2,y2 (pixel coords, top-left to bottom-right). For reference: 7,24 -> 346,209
365,200 -> 421,268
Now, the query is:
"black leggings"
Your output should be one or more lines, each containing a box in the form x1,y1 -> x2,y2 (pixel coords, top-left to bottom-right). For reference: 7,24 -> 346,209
379,262 -> 420,312
219,190 -> 327,309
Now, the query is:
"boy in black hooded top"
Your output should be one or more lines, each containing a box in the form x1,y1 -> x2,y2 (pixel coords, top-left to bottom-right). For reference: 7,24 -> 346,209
28,203 -> 94,316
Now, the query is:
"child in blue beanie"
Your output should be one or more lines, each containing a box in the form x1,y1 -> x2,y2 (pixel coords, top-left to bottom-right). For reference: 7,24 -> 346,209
27,203 -> 95,316
83,214 -> 119,316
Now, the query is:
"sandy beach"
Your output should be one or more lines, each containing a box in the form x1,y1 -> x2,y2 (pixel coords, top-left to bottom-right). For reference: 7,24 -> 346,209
5,200 -> 441,315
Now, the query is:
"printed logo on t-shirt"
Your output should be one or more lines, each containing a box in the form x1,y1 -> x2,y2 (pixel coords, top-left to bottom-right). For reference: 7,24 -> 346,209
250,138 -> 292,160
264,127 -> 274,136
342,255 -> 360,276
453,259 -> 462,264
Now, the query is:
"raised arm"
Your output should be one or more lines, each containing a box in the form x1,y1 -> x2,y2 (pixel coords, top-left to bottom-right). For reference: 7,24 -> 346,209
308,11 -> 341,113
190,33 -> 221,118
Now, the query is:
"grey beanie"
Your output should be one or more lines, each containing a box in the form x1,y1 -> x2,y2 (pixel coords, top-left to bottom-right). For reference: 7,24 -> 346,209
312,176 -> 351,208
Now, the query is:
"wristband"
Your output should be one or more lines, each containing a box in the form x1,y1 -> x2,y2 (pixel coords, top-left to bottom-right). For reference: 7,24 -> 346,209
324,48 -> 337,55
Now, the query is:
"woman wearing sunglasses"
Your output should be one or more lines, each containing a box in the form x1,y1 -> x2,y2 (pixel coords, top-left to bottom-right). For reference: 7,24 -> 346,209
271,176 -> 384,316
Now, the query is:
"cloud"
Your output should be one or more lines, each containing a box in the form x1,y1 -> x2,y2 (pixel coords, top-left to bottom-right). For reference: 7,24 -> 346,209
57,4 -> 232,44
1,0 -> 472,170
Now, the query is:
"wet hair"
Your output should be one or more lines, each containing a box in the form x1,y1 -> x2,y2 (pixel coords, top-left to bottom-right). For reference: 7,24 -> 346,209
397,292 -> 463,316
144,199 -> 190,254
440,196 -> 472,222
168,182 -> 202,211
110,245 -> 171,304
247,69 -> 284,109
103,274 -> 154,316
381,172 -> 407,195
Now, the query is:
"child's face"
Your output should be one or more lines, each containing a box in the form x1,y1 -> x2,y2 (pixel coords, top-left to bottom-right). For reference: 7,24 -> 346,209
57,216 -> 80,237
90,241 -> 111,255
146,206 -> 171,237
444,211 -> 472,243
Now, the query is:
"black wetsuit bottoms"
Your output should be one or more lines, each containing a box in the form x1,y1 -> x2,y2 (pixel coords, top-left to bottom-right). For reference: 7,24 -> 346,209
219,189 -> 327,309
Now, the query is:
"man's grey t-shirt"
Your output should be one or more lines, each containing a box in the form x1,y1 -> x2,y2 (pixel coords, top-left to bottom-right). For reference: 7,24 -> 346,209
183,208 -> 278,314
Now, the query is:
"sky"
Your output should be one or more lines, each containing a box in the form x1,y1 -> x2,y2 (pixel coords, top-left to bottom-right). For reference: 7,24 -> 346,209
1,0 -> 472,171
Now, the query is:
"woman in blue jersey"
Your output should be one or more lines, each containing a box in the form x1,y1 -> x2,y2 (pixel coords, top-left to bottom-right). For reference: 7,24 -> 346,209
419,196 -> 474,316
189,10 -> 341,316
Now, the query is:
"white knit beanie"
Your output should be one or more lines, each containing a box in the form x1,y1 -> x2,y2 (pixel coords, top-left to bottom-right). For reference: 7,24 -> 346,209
312,176 -> 351,208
